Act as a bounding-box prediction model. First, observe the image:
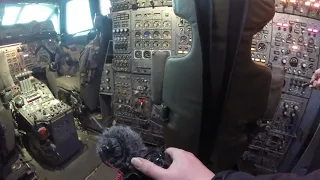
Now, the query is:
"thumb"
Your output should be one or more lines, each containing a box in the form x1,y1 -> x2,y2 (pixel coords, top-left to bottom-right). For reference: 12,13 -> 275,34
131,157 -> 167,179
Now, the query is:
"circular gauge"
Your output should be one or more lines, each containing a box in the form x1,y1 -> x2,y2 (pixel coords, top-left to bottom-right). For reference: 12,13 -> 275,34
135,41 -> 143,48
144,31 -> 151,38
143,51 -> 151,59
185,25 -> 192,33
154,21 -> 161,28
298,36 -> 304,42
289,57 -> 299,67
309,38 -> 315,44
153,41 -> 161,48
180,36 -> 188,44
144,41 -> 151,48
163,21 -> 171,28
135,31 -> 142,38
135,51 -> 143,59
257,43 -> 266,52
163,41 -> 170,48
163,31 -> 171,39
153,31 -> 160,38
276,32 -> 281,37
144,21 -> 150,28
136,22 -> 142,28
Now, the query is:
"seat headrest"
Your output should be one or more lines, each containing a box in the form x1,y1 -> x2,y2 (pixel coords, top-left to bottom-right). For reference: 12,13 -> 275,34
245,0 -> 275,35
173,0 -> 197,24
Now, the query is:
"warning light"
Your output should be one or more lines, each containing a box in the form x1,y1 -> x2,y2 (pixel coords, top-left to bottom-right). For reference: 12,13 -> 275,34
311,0 -> 316,2
314,3 -> 320,8
308,28 -> 313,32
261,59 -> 266,63
251,48 -> 256,51
283,23 -> 289,27
277,23 -> 283,26
305,1 -> 311,6
289,0 -> 296,2
313,29 -> 319,33
292,45 -> 299,50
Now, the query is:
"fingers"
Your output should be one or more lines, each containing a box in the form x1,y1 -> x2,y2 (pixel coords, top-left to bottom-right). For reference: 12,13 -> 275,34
131,157 -> 167,179
164,147 -> 185,160
312,69 -> 320,82
313,80 -> 320,89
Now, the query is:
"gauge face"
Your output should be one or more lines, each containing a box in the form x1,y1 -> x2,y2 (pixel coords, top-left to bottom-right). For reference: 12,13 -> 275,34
135,31 -> 142,38
143,51 -> 151,59
136,22 -> 142,28
276,32 -> 281,38
289,57 -> 299,67
298,36 -> 304,42
144,41 -> 151,48
163,41 -> 170,48
135,51 -> 143,59
144,21 -> 150,28
309,38 -> 314,44
144,31 -> 151,38
257,43 -> 266,52
135,41 -> 143,48
153,41 -> 160,48
180,36 -> 188,44
163,31 -> 171,39
153,31 -> 160,38
154,21 -> 160,28
163,21 -> 171,28
185,25 -> 192,33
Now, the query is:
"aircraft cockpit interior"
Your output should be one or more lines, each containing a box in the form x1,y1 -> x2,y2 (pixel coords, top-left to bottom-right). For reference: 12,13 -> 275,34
2,0 -> 320,179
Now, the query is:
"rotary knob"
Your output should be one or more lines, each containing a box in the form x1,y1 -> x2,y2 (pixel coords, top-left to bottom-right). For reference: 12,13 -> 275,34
294,105 -> 299,111
106,78 -> 110,82
282,58 -> 287,64
301,63 -> 307,68
283,111 -> 288,116
284,103 -> 289,109
291,112 -> 296,118
107,86 -> 111,90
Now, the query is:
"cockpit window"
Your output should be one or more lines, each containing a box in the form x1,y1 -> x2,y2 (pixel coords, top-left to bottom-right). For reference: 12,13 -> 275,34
1,6 -> 21,25
17,4 -> 53,24
66,0 -> 93,34
100,0 -> 111,16
0,4 -> 60,33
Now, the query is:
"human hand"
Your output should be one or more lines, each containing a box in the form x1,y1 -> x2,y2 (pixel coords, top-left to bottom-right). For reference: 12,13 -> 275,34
310,69 -> 320,89
131,148 -> 215,180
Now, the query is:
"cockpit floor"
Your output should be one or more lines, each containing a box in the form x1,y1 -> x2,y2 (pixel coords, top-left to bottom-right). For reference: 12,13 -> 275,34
21,130 -> 117,180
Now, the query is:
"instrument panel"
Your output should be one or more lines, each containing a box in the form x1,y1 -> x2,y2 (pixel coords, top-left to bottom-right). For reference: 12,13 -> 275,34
101,1 -> 192,145
0,21 -> 57,78
246,10 -> 320,174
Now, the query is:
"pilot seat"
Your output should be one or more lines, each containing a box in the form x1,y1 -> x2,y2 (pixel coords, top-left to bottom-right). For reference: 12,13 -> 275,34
153,0 -> 279,173
46,14 -> 110,132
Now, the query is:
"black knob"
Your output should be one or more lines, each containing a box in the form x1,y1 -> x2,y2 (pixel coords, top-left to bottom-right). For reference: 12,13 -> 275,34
14,96 -> 24,108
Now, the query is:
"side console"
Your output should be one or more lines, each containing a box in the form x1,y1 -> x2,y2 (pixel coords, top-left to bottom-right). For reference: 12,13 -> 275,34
13,72 -> 83,166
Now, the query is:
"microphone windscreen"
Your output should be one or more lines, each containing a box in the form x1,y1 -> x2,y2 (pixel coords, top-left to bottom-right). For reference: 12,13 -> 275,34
96,126 -> 148,169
